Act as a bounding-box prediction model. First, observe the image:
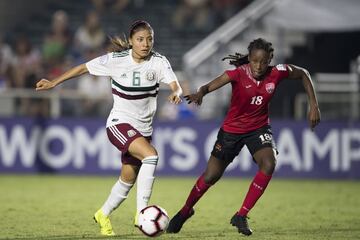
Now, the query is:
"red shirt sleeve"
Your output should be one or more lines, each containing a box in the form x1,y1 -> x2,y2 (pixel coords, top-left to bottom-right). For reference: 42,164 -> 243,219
274,64 -> 289,79
225,68 -> 240,81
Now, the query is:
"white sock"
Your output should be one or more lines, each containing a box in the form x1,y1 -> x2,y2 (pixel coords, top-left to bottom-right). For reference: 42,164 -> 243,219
136,155 -> 158,214
101,179 -> 133,216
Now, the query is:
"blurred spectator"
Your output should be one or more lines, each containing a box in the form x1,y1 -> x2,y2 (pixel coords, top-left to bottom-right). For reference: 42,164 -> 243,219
47,55 -> 81,117
74,10 -> 106,54
0,35 -> 14,91
12,34 -> 42,89
159,98 -> 197,120
42,10 -> 72,67
77,48 -> 111,117
178,80 -> 197,119
159,99 -> 179,120
91,0 -> 130,14
78,74 -> 111,117
159,80 -> 196,120
172,0 -> 214,32
40,10 -> 76,117
11,34 -> 47,117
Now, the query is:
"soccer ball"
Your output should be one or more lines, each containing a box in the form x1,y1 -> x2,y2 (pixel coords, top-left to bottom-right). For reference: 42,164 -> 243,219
138,205 -> 170,237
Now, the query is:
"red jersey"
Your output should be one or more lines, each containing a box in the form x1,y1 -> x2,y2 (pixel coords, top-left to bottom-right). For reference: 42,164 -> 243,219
223,63 -> 289,134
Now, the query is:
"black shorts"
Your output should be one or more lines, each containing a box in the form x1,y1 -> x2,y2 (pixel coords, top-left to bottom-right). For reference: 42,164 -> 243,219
211,125 -> 277,163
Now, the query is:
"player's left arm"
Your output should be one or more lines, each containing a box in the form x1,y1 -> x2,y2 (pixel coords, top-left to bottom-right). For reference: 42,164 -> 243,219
287,64 -> 321,130
168,80 -> 183,104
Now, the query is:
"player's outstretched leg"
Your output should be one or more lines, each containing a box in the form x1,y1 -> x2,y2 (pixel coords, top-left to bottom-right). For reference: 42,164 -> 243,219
94,209 -> 115,236
230,213 -> 253,236
166,208 -> 195,233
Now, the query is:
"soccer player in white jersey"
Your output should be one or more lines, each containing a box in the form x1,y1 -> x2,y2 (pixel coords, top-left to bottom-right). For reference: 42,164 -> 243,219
35,20 -> 183,236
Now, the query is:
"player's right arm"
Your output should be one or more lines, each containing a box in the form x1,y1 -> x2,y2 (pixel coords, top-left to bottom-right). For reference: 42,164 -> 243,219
35,64 -> 89,91
184,73 -> 231,105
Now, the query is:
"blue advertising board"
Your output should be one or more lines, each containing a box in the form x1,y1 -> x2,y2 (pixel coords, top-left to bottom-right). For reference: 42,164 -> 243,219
0,118 -> 359,179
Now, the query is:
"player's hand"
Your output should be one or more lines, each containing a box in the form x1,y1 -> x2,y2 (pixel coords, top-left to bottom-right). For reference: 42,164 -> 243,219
308,105 -> 321,131
184,92 -> 204,105
168,92 -> 182,104
35,79 -> 56,91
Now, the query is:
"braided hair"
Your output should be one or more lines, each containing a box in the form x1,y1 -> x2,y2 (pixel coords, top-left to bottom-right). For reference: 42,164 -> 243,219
222,38 -> 274,67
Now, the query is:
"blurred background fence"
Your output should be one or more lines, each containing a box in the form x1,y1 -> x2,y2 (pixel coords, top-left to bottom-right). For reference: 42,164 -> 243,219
1,0 -> 360,178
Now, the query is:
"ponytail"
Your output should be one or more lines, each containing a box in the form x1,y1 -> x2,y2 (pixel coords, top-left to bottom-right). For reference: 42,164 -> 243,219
222,52 -> 249,67
107,35 -> 130,52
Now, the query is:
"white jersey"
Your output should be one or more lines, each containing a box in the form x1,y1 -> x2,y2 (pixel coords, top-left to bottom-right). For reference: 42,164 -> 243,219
86,49 -> 177,136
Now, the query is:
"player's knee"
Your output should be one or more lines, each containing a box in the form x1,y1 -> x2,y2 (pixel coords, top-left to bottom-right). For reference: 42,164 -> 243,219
120,175 -> 137,184
140,147 -> 158,160
203,171 -> 221,185
260,158 -> 276,175
120,166 -> 140,184
146,147 -> 158,157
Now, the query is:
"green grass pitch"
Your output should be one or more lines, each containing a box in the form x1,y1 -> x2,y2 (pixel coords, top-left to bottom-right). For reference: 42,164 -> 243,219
1,175 -> 359,240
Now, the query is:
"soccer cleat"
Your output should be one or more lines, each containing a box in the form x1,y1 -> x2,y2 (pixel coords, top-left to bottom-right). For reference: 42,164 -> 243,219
93,209 -> 115,236
166,208 -> 195,233
134,212 -> 139,228
230,213 -> 253,236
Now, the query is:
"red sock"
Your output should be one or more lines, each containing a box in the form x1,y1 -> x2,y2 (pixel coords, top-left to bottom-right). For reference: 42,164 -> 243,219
180,174 -> 212,217
238,171 -> 272,216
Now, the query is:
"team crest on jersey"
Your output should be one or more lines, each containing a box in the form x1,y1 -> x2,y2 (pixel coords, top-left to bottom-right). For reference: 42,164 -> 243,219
127,130 -> 136,137
265,83 -> 275,94
276,64 -> 286,71
145,69 -> 156,81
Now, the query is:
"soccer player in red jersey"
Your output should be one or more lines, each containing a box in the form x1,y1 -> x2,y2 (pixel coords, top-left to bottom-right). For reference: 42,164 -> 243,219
167,38 -> 321,236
